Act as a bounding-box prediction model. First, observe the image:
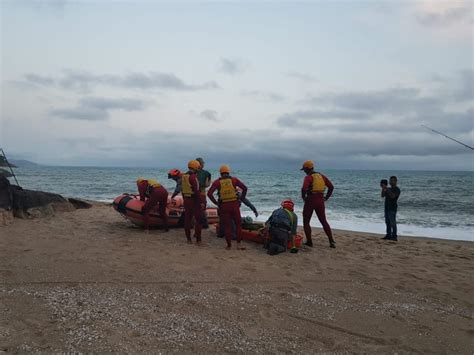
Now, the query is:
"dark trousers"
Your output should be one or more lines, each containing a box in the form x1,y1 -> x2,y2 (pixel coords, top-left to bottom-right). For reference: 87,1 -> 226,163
184,197 -> 202,241
385,209 -> 397,237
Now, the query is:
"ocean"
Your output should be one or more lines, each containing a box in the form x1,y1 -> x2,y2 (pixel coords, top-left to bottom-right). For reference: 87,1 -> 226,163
10,166 -> 474,242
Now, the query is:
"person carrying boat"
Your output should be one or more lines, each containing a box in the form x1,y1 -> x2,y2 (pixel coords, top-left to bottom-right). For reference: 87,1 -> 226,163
167,169 -> 182,199
208,165 -> 248,250
182,160 -> 203,244
300,160 -> 336,248
265,199 -> 298,255
136,178 -> 169,232
196,157 -> 211,228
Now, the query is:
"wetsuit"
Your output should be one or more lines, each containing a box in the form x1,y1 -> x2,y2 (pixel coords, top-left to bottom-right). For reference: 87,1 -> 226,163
182,171 -> 202,242
197,169 -> 211,227
208,176 -> 247,247
138,180 -> 169,230
382,186 -> 401,240
301,172 -> 335,245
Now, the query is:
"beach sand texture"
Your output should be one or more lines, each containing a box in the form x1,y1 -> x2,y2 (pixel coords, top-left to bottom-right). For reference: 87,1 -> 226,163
1,204 -> 473,353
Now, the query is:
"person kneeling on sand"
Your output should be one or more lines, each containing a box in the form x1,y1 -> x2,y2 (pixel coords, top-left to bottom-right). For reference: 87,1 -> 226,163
136,178 -> 169,233
264,199 -> 298,255
208,165 -> 248,250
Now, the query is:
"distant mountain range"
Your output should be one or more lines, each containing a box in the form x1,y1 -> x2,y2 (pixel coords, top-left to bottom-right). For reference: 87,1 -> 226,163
0,157 -> 39,168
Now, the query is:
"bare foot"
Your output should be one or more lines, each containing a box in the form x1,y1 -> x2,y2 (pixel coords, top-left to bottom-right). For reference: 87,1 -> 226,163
237,243 -> 246,250
225,246 -> 231,250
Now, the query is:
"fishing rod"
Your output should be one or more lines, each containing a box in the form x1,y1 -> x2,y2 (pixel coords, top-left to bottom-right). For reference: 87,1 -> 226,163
421,125 -> 474,151
0,148 -> 21,186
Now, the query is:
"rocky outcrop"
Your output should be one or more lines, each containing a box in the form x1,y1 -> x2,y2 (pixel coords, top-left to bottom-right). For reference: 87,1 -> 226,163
0,176 -> 78,222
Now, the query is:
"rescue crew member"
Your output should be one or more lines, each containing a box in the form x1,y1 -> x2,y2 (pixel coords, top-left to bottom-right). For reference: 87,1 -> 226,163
300,160 -> 336,248
265,199 -> 298,255
182,160 -> 203,244
136,177 -> 169,232
208,165 -> 248,250
196,157 -> 211,228
167,169 -> 182,199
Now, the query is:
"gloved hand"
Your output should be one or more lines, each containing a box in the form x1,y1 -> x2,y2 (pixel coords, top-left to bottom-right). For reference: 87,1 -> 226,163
254,212 -> 259,218
290,247 -> 298,254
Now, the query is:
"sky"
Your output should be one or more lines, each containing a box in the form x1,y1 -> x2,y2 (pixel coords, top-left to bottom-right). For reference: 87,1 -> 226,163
0,0 -> 473,170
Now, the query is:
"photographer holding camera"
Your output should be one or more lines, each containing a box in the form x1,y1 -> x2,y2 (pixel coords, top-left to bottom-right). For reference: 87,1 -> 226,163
381,176 -> 401,241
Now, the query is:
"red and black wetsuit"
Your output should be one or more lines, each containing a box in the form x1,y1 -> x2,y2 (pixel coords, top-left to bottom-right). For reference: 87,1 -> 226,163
182,171 -> 202,242
138,181 -> 169,230
301,172 -> 335,245
208,176 -> 247,248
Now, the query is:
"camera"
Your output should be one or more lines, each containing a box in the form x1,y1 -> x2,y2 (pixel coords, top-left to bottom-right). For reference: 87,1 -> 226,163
380,179 -> 388,186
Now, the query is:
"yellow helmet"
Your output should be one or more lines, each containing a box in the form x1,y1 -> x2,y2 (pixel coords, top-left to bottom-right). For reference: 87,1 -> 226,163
136,177 -> 145,184
219,164 -> 231,174
300,160 -> 314,170
188,160 -> 201,170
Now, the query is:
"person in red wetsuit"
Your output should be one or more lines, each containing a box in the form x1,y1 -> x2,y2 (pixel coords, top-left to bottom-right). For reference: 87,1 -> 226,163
300,160 -> 336,248
208,165 -> 248,250
136,178 -> 169,232
181,160 -> 203,244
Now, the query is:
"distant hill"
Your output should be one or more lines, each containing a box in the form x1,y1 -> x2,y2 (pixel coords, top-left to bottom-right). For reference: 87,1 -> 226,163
0,156 -> 39,168
9,159 -> 39,167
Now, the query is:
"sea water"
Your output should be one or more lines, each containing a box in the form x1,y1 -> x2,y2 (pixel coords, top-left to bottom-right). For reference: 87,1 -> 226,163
10,166 -> 474,242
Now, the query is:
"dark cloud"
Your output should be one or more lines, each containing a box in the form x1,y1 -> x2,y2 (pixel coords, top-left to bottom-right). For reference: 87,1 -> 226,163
277,72 -> 473,150
23,70 -> 220,92
199,109 -> 221,122
50,97 -> 148,121
287,72 -> 317,83
240,90 -> 286,102
217,58 -> 245,75
415,5 -> 472,27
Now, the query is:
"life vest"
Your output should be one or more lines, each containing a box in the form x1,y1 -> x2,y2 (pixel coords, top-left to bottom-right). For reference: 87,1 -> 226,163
182,173 -> 199,197
144,179 -> 161,197
218,177 -> 238,202
311,173 -> 326,193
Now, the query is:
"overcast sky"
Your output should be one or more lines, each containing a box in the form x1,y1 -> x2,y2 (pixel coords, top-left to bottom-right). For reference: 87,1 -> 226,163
1,0 -> 473,170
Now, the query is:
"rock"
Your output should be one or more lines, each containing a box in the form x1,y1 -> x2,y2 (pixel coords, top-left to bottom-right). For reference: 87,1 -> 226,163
68,198 -> 93,209
0,169 -> 13,178
9,185 -> 75,219
0,208 -> 14,226
0,176 -> 13,210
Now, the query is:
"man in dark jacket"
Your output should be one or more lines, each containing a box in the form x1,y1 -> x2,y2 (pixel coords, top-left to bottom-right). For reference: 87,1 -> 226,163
381,176 -> 401,241
265,199 -> 298,255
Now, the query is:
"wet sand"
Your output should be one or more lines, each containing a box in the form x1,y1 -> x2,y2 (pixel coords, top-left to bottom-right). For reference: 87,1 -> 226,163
1,204 -> 473,353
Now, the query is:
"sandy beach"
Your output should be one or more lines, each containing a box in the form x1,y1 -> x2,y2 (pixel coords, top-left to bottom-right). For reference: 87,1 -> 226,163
1,204 -> 473,353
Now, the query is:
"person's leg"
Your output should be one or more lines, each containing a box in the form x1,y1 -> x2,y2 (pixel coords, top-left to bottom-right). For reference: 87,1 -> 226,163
384,209 -> 391,239
232,204 -> 244,249
220,203 -> 232,249
302,201 -> 314,246
200,193 -> 209,228
142,194 -> 159,230
193,199 -> 203,242
156,188 -> 169,231
314,199 -> 335,247
183,198 -> 193,242
217,208 -> 225,238
388,210 -> 397,240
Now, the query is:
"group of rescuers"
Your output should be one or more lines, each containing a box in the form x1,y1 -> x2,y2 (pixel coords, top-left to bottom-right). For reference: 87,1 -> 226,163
136,158 -> 336,254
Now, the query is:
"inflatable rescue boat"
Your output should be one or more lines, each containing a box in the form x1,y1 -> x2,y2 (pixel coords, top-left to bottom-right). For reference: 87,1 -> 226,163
113,193 -> 219,228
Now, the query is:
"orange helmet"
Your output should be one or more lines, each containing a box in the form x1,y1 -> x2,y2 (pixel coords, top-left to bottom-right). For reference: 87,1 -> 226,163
281,199 -> 295,211
219,164 -> 231,174
188,160 -> 201,171
168,169 -> 181,178
300,160 -> 314,170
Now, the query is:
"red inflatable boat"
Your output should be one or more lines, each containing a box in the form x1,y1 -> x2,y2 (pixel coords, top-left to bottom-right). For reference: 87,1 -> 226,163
112,194 -> 219,228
